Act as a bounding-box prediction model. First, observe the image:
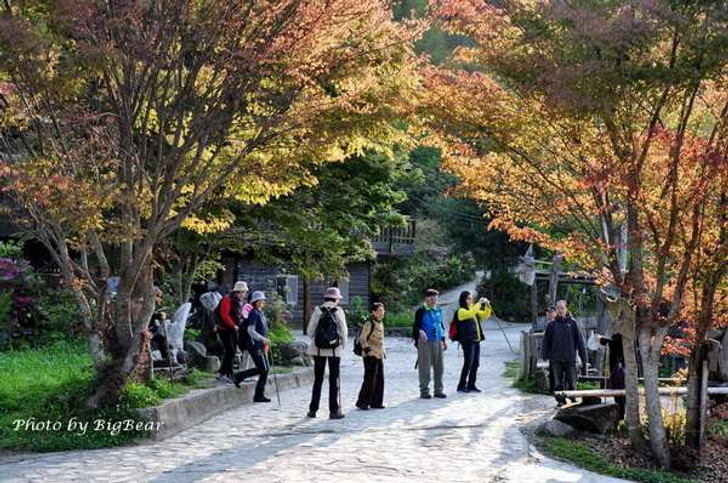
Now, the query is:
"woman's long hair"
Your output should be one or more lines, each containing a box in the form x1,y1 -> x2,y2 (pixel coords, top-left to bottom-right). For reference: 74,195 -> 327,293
458,291 -> 471,309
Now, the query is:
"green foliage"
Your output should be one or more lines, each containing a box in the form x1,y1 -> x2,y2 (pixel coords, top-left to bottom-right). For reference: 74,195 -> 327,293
184,328 -> 201,342
503,360 -> 520,379
476,270 -> 531,322
383,311 -> 412,328
539,437 -> 697,483
34,289 -> 86,344
345,296 -> 369,328
372,250 -> 476,313
0,341 -> 148,451
118,383 -> 161,410
577,381 -> 601,391
0,240 -> 23,258
0,290 -> 12,350
707,420 -> 728,440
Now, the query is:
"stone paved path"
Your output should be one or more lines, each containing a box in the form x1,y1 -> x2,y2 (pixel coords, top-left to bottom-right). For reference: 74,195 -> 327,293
0,279 -> 628,482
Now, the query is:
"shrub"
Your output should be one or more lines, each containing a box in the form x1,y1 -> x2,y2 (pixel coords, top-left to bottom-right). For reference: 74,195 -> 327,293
118,383 -> 161,409
384,311 -> 412,328
345,296 -> 369,328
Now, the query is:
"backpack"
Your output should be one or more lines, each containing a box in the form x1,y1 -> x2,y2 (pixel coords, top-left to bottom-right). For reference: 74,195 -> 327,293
200,291 -> 222,311
353,322 -> 375,357
315,306 -> 340,351
448,311 -> 460,342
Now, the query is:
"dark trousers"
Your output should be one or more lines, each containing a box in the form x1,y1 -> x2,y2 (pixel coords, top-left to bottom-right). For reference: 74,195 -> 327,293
458,341 -> 480,390
356,356 -> 384,409
219,329 -> 236,378
552,360 -> 576,401
309,356 -> 341,414
234,349 -> 269,398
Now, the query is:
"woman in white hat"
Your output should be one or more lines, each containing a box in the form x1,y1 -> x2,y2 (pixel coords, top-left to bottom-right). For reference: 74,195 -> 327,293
234,290 -> 272,402
216,281 -> 249,384
306,287 -> 348,419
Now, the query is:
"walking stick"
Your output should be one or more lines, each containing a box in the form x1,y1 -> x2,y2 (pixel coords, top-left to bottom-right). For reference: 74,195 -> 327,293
493,317 -> 515,353
266,343 -> 282,407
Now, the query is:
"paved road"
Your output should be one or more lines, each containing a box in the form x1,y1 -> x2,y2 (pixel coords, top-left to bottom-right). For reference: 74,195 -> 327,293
0,278 -> 628,483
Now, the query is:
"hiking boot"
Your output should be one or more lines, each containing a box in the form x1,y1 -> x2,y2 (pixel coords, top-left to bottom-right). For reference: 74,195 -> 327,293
371,405 -> 386,409
457,387 -> 470,393
434,393 -> 447,399
253,395 -> 271,403
356,403 -> 370,410
467,386 -> 482,393
306,411 -> 316,418
420,394 -> 432,399
217,375 -> 233,385
329,412 -> 346,420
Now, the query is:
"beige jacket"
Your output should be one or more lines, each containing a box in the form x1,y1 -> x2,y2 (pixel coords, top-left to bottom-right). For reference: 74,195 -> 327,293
359,317 -> 385,360
306,302 -> 348,357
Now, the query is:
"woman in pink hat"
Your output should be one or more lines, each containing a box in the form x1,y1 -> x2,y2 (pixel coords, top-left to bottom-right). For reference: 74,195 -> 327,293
306,287 -> 348,419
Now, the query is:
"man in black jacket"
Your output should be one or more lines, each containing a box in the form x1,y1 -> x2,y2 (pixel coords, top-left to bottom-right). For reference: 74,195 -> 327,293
541,300 -> 587,405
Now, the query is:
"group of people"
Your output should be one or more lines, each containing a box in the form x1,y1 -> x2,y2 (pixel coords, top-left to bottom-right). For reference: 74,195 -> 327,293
209,283 -> 497,419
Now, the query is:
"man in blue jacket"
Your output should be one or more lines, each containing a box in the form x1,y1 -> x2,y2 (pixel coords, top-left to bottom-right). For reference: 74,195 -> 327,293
541,300 -> 587,405
412,289 -> 447,399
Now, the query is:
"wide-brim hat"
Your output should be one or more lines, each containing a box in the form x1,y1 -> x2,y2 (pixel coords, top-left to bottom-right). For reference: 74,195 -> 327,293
233,281 -> 249,293
325,287 -> 342,300
250,291 -> 267,304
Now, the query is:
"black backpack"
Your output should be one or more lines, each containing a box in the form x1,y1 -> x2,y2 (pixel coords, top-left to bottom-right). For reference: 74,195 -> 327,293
353,322 -> 375,356
315,306 -> 340,351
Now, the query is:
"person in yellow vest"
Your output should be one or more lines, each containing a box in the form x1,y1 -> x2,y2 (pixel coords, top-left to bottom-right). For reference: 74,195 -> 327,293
455,291 -> 492,393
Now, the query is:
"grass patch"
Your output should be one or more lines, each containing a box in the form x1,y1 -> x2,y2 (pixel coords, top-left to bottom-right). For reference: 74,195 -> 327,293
539,437 -> 697,483
503,359 -> 546,394
0,343 -> 210,452
503,360 -> 520,379
576,381 -> 601,391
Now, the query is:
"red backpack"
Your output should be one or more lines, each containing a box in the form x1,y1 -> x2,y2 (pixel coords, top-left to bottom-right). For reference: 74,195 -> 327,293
448,311 -> 460,342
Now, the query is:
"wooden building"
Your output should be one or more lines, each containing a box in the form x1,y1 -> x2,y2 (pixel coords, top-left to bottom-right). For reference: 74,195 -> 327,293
218,218 -> 416,328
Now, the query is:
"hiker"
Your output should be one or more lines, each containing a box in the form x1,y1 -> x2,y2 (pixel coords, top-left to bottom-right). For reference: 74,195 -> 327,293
215,281 -> 248,384
454,291 -> 492,393
306,287 -> 348,419
541,299 -> 587,405
355,302 -> 386,410
233,291 -> 272,403
544,305 -> 557,393
412,288 -> 447,399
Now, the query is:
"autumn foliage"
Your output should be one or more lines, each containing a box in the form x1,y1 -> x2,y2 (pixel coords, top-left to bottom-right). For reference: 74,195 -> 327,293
0,0 -> 422,406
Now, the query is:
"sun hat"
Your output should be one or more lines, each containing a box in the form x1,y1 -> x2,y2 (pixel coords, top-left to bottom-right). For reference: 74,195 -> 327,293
325,287 -> 342,300
250,291 -> 267,304
232,281 -> 249,293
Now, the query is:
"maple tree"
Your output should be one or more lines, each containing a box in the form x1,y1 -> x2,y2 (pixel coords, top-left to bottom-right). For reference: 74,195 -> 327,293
425,0 -> 728,467
0,0 -> 422,406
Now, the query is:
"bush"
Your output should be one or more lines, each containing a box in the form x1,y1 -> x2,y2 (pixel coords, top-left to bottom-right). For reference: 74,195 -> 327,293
345,296 -> 369,328
384,311 -> 412,328
372,252 -> 476,313
118,383 -> 161,409
476,269 -> 530,321
34,289 -> 86,344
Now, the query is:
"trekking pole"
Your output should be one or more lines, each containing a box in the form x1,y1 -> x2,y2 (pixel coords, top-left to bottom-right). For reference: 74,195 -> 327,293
267,344 -> 282,407
493,317 -> 515,353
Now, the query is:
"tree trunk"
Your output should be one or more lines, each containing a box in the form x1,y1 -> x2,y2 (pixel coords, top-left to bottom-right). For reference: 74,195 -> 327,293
622,331 -> 644,449
639,325 -> 671,469
303,275 -> 311,334
86,263 -> 156,409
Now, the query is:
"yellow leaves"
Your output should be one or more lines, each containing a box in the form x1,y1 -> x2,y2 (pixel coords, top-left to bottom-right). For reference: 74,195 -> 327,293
180,210 -> 234,235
